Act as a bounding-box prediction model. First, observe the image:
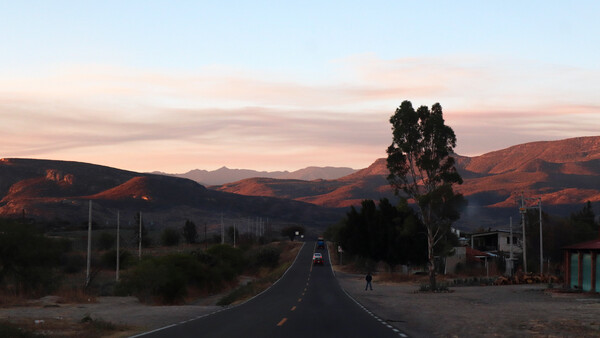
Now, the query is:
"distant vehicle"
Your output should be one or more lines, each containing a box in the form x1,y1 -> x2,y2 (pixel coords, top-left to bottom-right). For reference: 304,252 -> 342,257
313,252 -> 324,265
317,237 -> 325,249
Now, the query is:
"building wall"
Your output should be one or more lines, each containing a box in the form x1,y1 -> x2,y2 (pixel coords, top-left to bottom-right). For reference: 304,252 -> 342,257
471,232 -> 522,254
565,250 -> 600,292
445,246 -> 466,274
497,232 -> 523,254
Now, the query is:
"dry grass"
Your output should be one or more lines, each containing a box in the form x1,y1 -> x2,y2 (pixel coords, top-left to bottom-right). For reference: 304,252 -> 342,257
276,240 -> 302,265
0,292 -> 28,307
53,287 -> 97,304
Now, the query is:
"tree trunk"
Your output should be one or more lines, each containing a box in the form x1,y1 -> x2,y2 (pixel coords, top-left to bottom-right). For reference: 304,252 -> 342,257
427,226 -> 436,290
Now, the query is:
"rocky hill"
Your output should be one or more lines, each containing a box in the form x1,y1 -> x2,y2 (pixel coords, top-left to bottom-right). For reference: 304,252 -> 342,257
2,136 -> 599,231
0,158 -> 344,231
214,136 -> 600,227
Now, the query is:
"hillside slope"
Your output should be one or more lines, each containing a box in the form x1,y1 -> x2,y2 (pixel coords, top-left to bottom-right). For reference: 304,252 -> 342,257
214,137 -> 600,225
0,158 -> 343,230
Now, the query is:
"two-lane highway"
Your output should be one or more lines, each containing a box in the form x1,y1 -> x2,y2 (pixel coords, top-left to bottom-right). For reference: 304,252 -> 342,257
136,242 -> 406,337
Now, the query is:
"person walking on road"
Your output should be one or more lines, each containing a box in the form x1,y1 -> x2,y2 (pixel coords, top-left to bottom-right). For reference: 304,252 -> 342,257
365,272 -> 373,290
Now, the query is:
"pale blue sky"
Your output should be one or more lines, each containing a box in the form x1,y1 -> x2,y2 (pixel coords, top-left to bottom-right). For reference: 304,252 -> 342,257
3,2 -> 598,71
1,1 -> 599,172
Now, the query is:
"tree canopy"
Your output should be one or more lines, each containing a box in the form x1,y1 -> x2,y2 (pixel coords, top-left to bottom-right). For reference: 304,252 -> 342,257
183,219 -> 198,244
332,198 -> 428,268
386,100 -> 465,289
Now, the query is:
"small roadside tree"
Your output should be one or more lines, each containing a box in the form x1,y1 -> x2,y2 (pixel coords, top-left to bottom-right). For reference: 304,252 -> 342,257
161,227 -> 180,247
183,220 -> 198,244
386,100 -> 465,290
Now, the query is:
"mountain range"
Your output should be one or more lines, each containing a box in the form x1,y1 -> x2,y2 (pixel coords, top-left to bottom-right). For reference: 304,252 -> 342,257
155,166 -> 357,186
212,136 -> 600,227
0,159 -> 343,231
1,136 -> 599,231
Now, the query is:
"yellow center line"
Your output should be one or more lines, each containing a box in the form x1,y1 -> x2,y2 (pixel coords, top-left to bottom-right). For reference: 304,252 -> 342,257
291,306 -> 297,311
277,318 -> 288,326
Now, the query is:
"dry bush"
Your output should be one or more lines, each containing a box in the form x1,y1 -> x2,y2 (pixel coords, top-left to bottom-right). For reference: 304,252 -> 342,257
0,292 -> 28,307
53,287 -> 97,304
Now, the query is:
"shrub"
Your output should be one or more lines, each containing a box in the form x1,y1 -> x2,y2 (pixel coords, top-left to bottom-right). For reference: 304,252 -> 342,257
100,249 -> 132,270
116,257 -> 187,304
61,252 -> 86,274
419,282 -> 450,292
206,244 -> 246,274
182,220 -> 198,244
0,220 -> 69,296
250,246 -> 281,268
160,227 -> 180,247
117,253 -> 212,304
162,253 -> 207,286
97,232 -> 115,250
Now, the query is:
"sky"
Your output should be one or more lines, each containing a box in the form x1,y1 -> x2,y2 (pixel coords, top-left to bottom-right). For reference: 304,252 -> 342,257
1,1 -> 599,173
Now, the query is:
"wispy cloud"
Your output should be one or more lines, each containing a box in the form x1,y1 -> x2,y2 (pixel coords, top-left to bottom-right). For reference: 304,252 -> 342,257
1,55 -> 599,171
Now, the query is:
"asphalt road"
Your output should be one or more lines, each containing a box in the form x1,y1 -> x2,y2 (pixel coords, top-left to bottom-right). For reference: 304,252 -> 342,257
134,242 -> 406,338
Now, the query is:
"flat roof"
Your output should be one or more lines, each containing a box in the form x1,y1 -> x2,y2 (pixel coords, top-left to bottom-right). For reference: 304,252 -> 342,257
471,230 -> 522,237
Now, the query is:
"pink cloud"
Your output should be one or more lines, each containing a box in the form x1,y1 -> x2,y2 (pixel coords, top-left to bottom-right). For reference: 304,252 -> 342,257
1,57 -> 598,172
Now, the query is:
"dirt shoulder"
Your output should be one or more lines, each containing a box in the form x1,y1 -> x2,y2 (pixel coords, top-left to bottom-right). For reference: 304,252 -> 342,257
336,271 -> 600,337
0,296 -> 222,337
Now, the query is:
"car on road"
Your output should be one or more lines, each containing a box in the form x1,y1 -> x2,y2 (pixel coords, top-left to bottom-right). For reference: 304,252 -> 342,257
317,237 -> 325,249
313,252 -> 324,265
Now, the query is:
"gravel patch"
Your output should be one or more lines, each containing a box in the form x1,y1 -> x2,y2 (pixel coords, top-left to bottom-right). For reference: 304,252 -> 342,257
336,271 -> 600,337
0,296 -> 222,335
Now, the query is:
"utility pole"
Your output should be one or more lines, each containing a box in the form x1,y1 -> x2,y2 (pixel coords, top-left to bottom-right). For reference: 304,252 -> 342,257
138,212 -> 142,261
519,193 -> 528,273
116,210 -> 120,282
520,193 -> 544,274
509,217 -> 513,276
537,198 -> 543,275
86,200 -> 92,287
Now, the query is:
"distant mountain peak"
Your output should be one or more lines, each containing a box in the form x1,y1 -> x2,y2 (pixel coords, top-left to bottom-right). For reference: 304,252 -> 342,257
165,166 -> 357,186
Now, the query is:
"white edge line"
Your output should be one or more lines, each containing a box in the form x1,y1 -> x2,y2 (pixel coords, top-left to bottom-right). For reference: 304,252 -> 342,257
337,272 -> 408,337
129,324 -> 176,337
